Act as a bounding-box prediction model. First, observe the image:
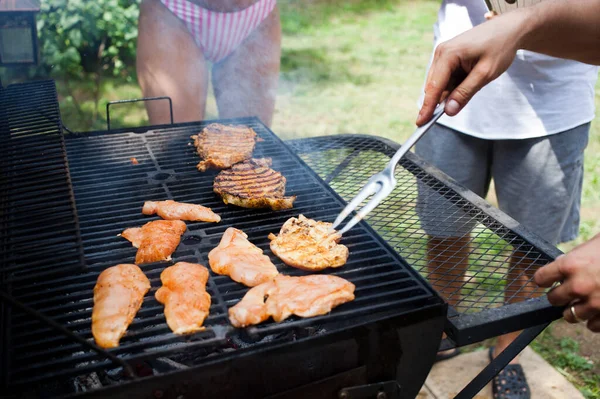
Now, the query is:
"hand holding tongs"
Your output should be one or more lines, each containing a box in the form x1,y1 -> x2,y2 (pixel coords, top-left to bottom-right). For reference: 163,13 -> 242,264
331,100 -> 447,235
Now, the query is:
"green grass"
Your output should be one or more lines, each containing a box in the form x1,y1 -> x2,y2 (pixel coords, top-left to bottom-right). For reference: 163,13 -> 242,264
531,328 -> 600,399
47,0 -> 600,394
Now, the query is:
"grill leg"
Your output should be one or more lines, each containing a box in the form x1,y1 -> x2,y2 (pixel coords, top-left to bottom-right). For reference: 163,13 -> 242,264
453,322 -> 549,399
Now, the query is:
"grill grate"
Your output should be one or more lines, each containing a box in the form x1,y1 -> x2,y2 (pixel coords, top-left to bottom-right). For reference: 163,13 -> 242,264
2,119 -> 442,389
287,135 -> 563,342
0,80 -> 84,283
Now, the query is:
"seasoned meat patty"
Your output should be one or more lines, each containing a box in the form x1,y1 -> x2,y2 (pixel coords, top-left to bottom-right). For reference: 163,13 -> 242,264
92,264 -> 150,348
268,215 -> 349,271
120,220 -> 187,264
191,123 -> 258,171
228,274 -> 355,328
155,262 -> 211,335
213,158 -> 296,210
142,200 -> 221,223
208,227 -> 279,287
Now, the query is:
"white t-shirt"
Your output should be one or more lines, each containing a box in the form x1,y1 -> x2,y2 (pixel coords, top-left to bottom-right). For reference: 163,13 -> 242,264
422,0 -> 598,140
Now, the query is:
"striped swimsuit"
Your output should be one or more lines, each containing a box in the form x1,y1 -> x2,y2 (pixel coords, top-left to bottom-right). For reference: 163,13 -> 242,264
161,0 -> 277,63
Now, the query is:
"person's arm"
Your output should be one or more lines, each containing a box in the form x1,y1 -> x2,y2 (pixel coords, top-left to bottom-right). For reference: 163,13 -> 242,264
534,234 -> 600,332
416,0 -> 600,126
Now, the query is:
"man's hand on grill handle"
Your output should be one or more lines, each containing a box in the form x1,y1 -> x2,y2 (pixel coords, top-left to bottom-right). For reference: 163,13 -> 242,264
416,0 -> 600,126
534,233 -> 600,333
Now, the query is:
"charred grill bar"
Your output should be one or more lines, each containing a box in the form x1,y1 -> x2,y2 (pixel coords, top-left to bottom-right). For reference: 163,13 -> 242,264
0,80 -> 563,398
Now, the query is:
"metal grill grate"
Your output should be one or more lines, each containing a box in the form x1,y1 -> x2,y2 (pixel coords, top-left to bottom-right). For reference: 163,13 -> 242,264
288,135 -> 563,344
0,80 -> 84,282
1,119 -> 442,389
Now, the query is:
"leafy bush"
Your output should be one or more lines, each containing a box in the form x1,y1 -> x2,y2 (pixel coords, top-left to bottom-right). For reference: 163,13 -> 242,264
38,0 -> 139,78
37,0 -> 140,125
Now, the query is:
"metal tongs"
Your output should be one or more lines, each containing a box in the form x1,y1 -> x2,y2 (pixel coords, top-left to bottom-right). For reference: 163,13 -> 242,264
331,100 -> 447,235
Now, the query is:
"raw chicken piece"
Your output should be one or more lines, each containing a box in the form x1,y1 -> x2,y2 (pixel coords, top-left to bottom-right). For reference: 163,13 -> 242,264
92,264 -> 151,348
142,200 -> 221,223
268,215 -> 348,271
208,227 -> 279,287
155,262 -> 212,334
228,274 -> 355,328
120,220 -> 186,264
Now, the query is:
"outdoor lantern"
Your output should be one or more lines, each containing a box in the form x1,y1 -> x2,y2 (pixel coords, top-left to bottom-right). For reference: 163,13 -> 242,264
0,0 -> 40,66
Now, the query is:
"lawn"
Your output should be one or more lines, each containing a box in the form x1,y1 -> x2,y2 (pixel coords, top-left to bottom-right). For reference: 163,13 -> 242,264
48,0 -> 600,396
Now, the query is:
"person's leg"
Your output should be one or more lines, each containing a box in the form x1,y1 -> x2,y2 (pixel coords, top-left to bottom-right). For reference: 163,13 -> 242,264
493,123 -> 590,363
211,5 -> 281,127
415,124 -> 492,349
136,0 -> 209,124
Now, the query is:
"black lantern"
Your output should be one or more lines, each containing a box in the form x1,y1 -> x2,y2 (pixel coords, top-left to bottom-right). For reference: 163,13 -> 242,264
0,0 -> 40,66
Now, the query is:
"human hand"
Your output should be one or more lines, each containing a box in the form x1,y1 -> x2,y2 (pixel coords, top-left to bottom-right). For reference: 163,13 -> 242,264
534,233 -> 600,332
484,10 -> 498,20
416,9 -> 530,126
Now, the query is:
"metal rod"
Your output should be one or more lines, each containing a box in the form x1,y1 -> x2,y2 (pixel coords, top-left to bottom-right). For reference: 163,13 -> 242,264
0,289 -> 136,380
106,96 -> 174,130
453,323 -> 550,399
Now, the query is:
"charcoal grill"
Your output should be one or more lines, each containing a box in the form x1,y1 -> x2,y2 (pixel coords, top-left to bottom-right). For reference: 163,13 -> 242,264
0,80 -> 564,399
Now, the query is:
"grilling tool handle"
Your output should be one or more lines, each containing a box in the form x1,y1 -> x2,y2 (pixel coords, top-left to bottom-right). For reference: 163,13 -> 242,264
388,100 -> 446,170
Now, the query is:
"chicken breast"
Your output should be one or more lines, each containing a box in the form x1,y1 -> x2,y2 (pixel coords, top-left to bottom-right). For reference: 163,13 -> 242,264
268,215 -> 349,271
229,275 -> 355,328
191,123 -> 258,172
213,158 -> 296,211
208,227 -> 279,287
155,262 -> 212,334
142,200 -> 221,223
92,264 -> 151,348
120,220 -> 187,264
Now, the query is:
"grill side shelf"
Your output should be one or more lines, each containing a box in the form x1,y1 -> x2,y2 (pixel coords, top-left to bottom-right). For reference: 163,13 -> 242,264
286,134 -> 564,346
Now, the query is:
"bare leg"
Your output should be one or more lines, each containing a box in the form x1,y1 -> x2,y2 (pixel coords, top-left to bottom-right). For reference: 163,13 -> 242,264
494,250 -> 546,363
137,0 -> 209,124
427,236 -> 471,306
427,236 -> 470,354
211,5 -> 281,127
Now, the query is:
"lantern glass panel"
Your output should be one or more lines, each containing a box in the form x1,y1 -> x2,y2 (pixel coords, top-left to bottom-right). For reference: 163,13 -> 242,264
0,14 -> 35,64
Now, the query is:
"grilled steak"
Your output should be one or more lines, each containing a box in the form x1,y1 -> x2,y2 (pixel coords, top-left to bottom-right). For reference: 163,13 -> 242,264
213,158 -> 296,210
191,123 -> 258,171
268,215 -> 349,271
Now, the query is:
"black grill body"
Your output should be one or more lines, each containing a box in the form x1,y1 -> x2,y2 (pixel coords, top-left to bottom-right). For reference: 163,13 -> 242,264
1,82 -> 446,399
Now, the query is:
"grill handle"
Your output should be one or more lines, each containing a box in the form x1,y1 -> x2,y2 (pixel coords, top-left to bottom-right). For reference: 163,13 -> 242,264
106,96 -> 174,130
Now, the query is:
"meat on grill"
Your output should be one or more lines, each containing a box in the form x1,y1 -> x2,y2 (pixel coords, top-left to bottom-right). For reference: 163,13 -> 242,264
120,220 -> 187,264
208,227 -> 279,287
228,275 -> 355,328
191,123 -> 258,171
142,200 -> 221,223
92,264 -> 151,348
213,158 -> 296,211
268,215 -> 348,271
155,262 -> 212,334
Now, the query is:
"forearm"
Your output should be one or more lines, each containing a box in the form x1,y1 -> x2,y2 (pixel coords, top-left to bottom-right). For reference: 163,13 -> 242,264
517,0 -> 600,65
